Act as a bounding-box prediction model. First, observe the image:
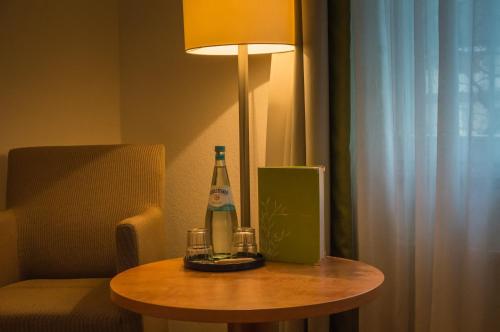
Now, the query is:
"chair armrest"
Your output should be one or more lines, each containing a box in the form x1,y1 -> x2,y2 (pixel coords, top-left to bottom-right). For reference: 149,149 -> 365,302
116,207 -> 168,272
0,210 -> 19,287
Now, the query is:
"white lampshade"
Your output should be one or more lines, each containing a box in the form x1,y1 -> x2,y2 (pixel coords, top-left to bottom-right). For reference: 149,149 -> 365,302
182,0 -> 295,55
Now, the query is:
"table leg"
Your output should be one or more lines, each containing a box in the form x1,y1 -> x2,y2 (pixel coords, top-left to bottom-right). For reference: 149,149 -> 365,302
227,322 -> 279,332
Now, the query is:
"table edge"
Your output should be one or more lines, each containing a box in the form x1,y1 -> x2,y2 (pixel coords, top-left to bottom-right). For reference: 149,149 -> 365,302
110,257 -> 384,323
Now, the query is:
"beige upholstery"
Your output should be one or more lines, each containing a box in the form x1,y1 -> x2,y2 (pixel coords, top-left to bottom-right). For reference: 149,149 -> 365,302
6,145 -> 165,279
0,210 -> 19,288
0,279 -> 140,332
116,207 -> 167,272
0,144 -> 167,332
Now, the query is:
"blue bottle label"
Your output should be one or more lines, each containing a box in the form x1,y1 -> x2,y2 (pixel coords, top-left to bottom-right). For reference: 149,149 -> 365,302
208,185 -> 236,211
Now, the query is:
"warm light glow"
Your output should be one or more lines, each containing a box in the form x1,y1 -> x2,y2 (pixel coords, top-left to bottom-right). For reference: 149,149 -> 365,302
182,0 -> 295,56
186,44 -> 295,56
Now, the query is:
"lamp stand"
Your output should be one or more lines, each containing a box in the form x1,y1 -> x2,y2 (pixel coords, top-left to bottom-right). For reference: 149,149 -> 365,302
238,45 -> 251,228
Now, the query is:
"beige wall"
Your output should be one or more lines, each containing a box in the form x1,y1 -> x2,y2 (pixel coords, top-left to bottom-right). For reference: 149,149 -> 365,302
0,0 -> 122,209
119,0 -> 270,256
0,0 -> 270,255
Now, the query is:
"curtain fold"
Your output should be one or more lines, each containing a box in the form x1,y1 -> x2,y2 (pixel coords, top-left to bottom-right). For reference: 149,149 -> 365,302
328,1 -> 358,332
352,0 -> 500,331
328,0 -> 355,264
267,0 -> 330,171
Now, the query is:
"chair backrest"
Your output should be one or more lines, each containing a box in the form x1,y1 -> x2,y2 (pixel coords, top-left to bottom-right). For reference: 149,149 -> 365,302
6,144 -> 165,279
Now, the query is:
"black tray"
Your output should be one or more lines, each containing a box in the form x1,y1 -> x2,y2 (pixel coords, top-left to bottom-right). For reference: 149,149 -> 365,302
184,253 -> 265,272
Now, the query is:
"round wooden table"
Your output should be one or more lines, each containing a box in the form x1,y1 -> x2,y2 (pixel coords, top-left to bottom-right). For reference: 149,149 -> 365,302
110,257 -> 383,332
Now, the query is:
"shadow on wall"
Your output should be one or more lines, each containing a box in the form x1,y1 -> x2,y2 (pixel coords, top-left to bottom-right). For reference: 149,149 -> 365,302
0,154 -> 6,209
117,0 -> 272,263
118,0 -> 271,163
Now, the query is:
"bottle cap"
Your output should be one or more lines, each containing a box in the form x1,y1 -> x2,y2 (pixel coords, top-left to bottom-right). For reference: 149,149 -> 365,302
215,146 -> 225,152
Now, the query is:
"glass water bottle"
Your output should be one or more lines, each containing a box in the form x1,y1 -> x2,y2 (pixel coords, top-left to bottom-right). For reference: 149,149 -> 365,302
205,146 -> 238,259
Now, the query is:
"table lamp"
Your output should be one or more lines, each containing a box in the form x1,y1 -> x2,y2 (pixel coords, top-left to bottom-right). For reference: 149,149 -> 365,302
182,0 -> 295,227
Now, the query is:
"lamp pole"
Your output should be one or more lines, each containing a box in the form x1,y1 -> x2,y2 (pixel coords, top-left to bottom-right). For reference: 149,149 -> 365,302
237,45 -> 251,228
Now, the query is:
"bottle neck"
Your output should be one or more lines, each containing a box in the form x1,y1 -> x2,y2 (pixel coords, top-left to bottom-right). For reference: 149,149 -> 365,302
212,151 -> 230,186
215,151 -> 226,166
215,157 -> 226,167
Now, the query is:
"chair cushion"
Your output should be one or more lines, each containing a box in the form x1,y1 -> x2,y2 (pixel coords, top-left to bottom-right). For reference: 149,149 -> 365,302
0,278 -> 141,332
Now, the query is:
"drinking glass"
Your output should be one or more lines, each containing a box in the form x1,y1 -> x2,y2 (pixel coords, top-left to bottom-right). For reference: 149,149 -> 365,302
186,228 -> 213,260
231,227 -> 257,257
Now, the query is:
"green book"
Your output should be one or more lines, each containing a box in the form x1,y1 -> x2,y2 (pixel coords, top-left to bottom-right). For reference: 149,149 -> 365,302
258,166 -> 326,265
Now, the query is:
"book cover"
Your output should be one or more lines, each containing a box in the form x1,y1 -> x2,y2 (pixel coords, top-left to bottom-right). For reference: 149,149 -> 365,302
258,166 -> 326,265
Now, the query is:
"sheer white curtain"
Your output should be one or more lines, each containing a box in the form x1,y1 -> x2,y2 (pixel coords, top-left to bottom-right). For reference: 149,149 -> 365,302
351,0 -> 500,331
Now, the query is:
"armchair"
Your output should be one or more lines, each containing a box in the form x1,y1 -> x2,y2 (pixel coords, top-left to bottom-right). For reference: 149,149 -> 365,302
0,145 -> 167,332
